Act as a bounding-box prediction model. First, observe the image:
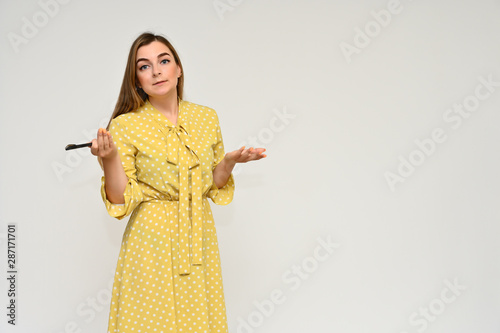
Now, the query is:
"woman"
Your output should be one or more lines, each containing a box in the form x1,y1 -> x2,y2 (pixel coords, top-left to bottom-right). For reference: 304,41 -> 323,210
91,32 -> 266,332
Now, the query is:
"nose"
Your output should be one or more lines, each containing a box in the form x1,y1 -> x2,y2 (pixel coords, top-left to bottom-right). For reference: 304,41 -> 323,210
152,65 -> 161,77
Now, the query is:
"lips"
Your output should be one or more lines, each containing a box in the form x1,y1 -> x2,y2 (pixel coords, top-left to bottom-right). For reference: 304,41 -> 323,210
154,80 -> 166,85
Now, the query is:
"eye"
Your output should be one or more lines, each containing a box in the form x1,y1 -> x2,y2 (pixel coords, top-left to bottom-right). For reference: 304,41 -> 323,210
139,64 -> 149,71
161,59 -> 170,64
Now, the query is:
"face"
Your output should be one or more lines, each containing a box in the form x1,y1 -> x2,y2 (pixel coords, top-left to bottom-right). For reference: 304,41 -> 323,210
135,41 -> 181,99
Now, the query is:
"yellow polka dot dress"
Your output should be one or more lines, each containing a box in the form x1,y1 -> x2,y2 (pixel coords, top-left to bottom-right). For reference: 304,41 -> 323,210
100,99 -> 235,332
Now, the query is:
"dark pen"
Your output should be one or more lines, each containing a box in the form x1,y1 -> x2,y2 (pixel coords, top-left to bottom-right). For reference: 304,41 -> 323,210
65,142 -> 92,151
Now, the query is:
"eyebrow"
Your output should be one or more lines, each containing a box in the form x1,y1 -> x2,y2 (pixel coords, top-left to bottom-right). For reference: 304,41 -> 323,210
136,52 -> 171,64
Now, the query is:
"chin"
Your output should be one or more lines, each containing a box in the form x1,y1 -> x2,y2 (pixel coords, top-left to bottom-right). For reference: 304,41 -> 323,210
148,90 -> 176,99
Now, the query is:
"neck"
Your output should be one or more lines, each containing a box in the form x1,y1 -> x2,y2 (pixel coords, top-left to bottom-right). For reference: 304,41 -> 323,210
148,91 -> 179,116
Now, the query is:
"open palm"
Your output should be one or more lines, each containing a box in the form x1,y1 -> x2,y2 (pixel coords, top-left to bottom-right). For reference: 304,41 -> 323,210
226,146 -> 267,164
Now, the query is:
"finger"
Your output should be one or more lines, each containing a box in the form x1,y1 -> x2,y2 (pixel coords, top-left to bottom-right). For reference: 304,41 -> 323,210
236,146 -> 246,158
101,129 -> 110,150
254,148 -> 266,154
251,147 -> 265,158
249,147 -> 264,155
90,139 -> 99,155
109,133 -> 117,151
100,128 -> 110,153
106,131 -> 114,147
97,128 -> 105,152
247,148 -> 266,160
246,147 -> 255,157
239,150 -> 249,161
257,152 -> 267,158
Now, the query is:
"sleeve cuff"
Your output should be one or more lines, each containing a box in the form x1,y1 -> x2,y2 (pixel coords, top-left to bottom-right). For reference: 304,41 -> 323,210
208,172 -> 235,205
100,176 -> 144,219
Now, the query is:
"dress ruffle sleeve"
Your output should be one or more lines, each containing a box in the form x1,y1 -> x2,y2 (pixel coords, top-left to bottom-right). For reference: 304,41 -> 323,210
100,118 -> 144,219
207,113 -> 235,205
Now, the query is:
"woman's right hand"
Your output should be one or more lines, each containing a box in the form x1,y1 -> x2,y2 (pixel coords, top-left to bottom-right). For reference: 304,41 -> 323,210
91,128 -> 127,204
91,128 -> 118,160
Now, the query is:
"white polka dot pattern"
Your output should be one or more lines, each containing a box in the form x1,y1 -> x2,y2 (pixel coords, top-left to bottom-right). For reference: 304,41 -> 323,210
100,99 -> 235,332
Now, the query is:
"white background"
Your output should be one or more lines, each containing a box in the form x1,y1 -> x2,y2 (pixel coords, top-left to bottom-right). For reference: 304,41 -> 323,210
1,0 -> 499,332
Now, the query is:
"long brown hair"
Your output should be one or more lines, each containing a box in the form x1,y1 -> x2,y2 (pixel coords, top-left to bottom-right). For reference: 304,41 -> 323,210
107,32 -> 184,128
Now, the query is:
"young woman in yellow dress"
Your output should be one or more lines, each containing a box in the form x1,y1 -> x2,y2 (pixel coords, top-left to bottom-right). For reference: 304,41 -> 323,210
91,32 -> 266,333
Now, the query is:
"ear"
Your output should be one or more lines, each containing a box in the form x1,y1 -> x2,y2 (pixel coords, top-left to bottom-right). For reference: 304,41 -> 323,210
177,65 -> 182,78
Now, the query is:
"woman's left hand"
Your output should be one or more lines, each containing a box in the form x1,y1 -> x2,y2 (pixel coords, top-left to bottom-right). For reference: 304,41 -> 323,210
225,146 -> 267,164
213,146 -> 267,188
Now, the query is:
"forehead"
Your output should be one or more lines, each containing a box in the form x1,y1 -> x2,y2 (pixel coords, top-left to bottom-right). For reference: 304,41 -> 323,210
136,41 -> 172,59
